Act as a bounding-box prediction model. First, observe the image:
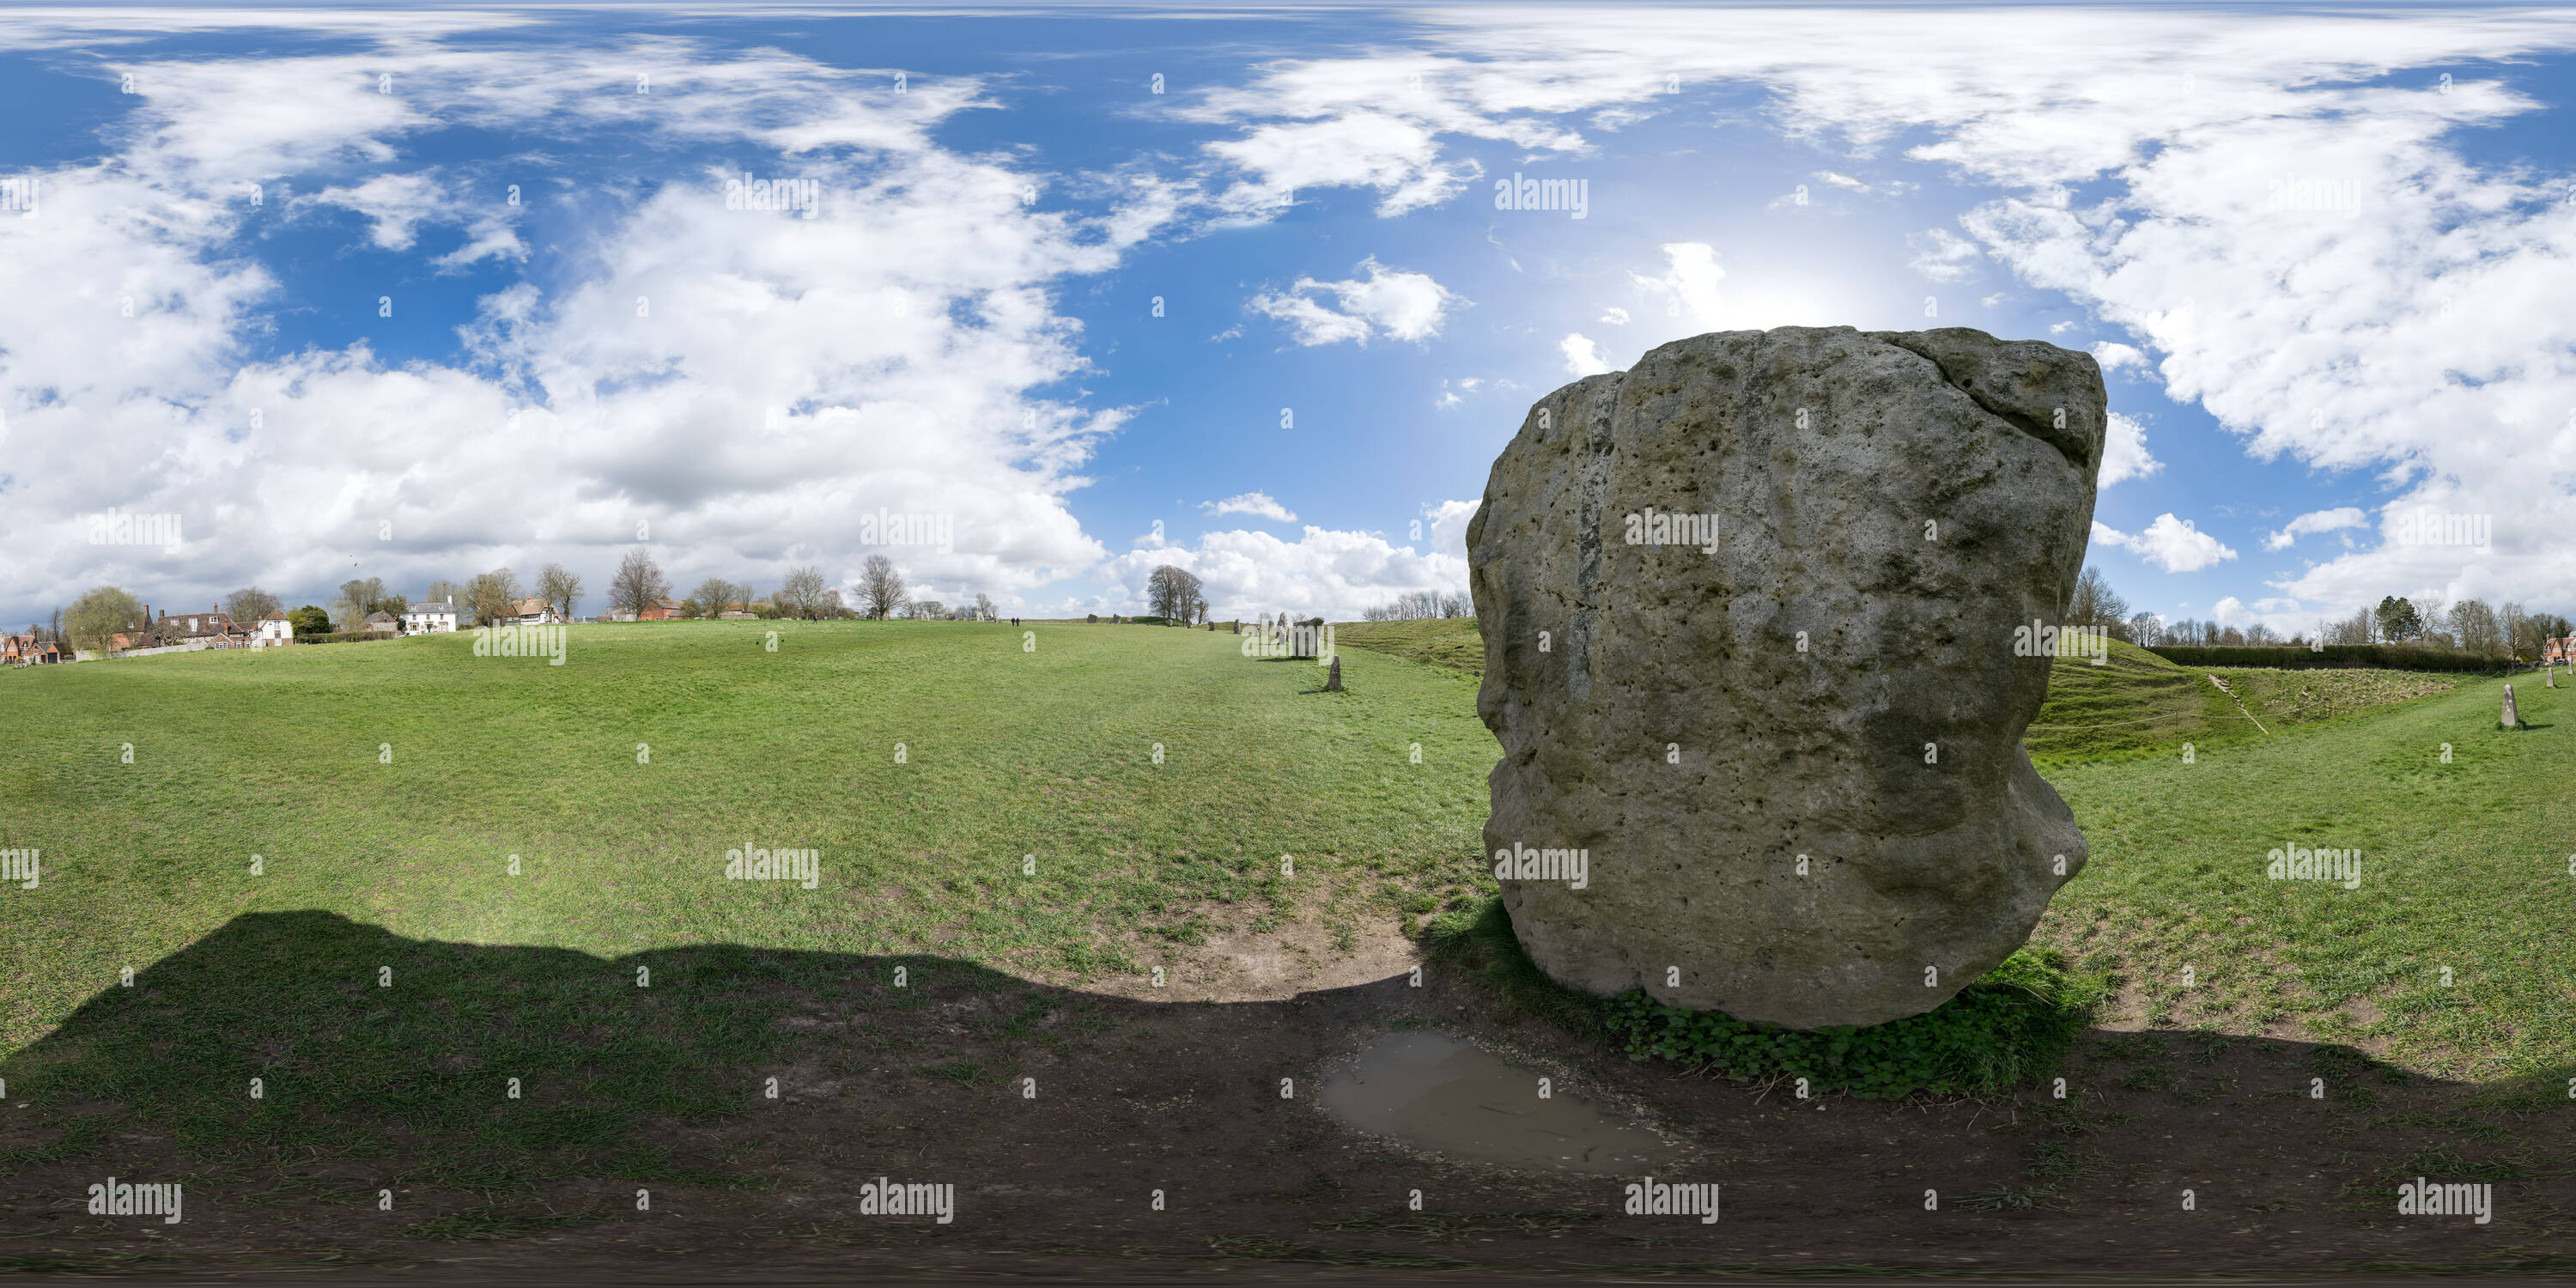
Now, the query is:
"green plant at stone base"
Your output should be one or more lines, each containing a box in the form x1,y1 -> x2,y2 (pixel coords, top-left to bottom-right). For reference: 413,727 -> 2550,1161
1425,896 -> 2102,1100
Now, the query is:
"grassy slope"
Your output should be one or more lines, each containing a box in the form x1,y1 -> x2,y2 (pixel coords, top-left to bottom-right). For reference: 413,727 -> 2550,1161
5,620 -> 2561,1088
1334,619 -> 2547,1078
2034,671 -> 2575,1081
1333,617 -> 1485,676
0,621 -> 1494,1053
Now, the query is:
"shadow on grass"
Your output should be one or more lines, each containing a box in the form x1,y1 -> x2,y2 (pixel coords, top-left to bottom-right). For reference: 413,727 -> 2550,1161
0,910 -> 1090,1227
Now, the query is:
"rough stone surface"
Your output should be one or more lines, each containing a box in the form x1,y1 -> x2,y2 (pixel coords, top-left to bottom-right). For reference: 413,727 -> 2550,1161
1467,325 -> 2104,1030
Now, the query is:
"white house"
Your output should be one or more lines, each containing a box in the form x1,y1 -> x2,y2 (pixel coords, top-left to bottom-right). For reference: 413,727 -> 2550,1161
253,615 -> 294,647
403,598 -> 460,634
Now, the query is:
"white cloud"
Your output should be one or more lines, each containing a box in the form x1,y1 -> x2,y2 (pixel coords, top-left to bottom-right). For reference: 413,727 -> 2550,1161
1170,9 -> 2576,612
1247,256 -> 1463,346
0,36 -> 1172,619
1905,227 -> 1980,283
1626,240 -> 1847,337
1631,241 -> 1727,331
1200,491 -> 1297,522
1100,515 -> 1471,621
2093,513 -> 2239,573
2090,341 -> 2147,373
2098,411 -> 2161,488
2262,506 -> 2367,550
1599,306 -> 1629,325
1560,332 -> 1613,377
2211,595 -> 2249,624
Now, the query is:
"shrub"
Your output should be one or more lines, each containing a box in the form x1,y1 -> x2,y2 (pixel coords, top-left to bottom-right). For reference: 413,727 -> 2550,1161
1425,895 -> 2099,1099
1603,948 -> 2098,1098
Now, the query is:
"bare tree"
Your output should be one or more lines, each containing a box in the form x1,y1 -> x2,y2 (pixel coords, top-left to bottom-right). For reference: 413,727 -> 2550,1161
774,566 -> 831,619
973,592 -> 996,622
610,549 -> 670,618
682,577 -> 734,618
225,586 -> 283,623
859,555 -> 906,619
1145,564 -> 1204,623
2065,566 -> 2130,635
2501,600 -> 2533,658
536,563 -> 584,621
465,568 -> 525,626
332,577 -> 392,631
2451,598 -> 2500,654
425,579 -> 466,608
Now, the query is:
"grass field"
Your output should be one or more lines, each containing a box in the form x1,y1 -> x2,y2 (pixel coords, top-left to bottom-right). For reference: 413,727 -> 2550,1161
0,621 -> 1492,1055
4,614 -> 2568,1163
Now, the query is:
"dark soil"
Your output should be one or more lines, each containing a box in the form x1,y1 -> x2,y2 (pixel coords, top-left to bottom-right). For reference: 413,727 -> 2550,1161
2,914 -> 2569,1281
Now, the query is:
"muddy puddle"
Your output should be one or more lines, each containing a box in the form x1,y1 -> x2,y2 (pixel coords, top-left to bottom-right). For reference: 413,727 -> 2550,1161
1318,1030 -> 1675,1173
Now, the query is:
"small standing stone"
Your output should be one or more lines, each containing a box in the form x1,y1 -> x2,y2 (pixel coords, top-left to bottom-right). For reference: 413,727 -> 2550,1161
2549,665 -> 2557,689
1324,656 -> 1343,692
2503,683 -> 2518,727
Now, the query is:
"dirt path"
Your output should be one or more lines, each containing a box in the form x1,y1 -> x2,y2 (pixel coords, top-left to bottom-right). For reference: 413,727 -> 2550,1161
4,943 -> 2567,1281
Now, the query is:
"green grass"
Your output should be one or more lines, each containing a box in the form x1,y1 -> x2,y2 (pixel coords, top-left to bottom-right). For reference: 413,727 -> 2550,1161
1333,617 -> 1485,677
5,610 -> 2570,1200
0,620 -> 1494,1054
2025,639 -> 2470,766
2033,669 -> 2576,1079
1425,896 -> 2101,1099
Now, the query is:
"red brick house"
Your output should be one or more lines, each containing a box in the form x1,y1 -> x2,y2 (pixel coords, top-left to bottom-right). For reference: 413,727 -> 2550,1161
2545,636 -> 2576,666
638,598 -> 682,622
3,634 -> 64,665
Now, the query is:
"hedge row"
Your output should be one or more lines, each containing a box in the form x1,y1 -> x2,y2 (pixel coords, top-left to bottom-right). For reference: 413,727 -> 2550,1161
294,631 -> 403,645
2147,642 -> 2515,672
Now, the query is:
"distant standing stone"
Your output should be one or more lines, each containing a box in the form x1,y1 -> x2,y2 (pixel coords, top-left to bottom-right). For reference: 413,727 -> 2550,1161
2504,683 -> 2518,726
1325,656 -> 1343,691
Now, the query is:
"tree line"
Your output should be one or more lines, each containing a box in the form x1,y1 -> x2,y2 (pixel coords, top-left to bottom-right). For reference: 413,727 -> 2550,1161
37,551 -> 1010,654
2063,566 -> 2572,659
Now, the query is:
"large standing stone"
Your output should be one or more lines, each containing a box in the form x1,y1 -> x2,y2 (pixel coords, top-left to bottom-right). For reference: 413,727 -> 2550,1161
1467,326 -> 2105,1030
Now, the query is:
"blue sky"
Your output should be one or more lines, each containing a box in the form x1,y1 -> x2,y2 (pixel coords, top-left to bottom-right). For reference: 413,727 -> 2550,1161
4,5 -> 2576,628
